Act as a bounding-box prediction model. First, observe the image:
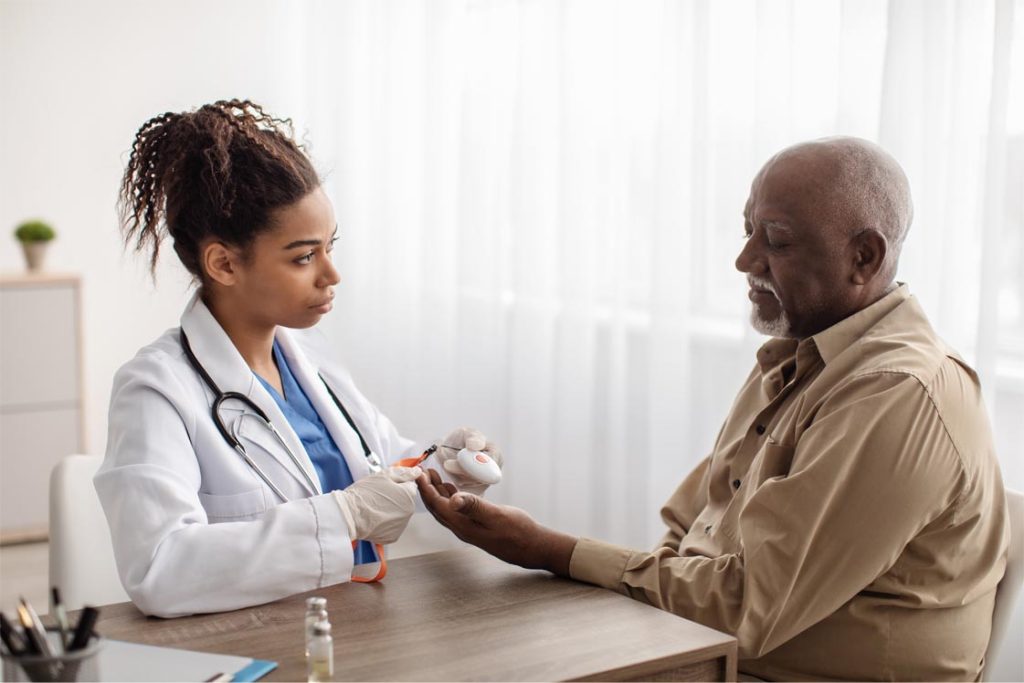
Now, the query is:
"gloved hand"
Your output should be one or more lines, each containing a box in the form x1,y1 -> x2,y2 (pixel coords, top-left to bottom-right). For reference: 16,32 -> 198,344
333,466 -> 420,545
433,427 -> 504,496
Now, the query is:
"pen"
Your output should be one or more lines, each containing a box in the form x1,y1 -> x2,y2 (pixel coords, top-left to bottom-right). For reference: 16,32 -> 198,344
0,612 -> 27,656
15,604 -> 48,657
67,606 -> 99,651
51,587 -> 70,649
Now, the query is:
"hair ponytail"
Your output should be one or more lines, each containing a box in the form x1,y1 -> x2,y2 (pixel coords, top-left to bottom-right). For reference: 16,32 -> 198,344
118,99 -> 320,278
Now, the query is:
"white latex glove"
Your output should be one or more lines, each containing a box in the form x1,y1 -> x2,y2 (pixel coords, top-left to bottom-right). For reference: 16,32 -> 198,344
434,427 -> 504,496
333,467 -> 420,545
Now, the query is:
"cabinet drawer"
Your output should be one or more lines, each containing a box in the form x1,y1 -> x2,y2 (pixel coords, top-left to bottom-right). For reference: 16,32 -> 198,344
0,284 -> 80,407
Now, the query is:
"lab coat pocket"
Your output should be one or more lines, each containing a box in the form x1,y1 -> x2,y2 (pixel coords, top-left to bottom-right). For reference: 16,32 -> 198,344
198,488 -> 269,522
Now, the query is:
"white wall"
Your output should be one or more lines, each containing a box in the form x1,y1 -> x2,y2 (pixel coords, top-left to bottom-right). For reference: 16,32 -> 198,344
0,0 -> 307,456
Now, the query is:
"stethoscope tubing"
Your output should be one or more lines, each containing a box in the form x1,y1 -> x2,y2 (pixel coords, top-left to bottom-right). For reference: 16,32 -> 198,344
179,330 -> 373,503
180,329 -> 391,582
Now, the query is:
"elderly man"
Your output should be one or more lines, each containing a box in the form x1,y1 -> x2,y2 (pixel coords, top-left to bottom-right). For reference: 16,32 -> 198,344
417,137 -> 1009,681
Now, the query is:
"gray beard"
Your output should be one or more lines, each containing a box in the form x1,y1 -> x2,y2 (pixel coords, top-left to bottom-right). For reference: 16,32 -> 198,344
750,306 -> 794,338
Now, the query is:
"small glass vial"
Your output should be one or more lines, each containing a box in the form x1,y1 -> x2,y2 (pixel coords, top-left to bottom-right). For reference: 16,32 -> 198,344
304,597 -> 327,657
307,617 -> 334,682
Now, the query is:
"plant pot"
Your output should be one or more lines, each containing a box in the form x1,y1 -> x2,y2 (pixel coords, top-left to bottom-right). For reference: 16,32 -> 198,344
20,241 -> 49,272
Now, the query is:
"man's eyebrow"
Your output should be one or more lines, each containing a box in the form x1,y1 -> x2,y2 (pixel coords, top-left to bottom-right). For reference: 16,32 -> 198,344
283,226 -> 338,250
762,220 -> 793,234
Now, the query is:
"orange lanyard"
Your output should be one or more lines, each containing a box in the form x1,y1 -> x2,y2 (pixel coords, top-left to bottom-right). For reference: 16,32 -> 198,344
349,445 -> 438,583
350,542 -> 388,583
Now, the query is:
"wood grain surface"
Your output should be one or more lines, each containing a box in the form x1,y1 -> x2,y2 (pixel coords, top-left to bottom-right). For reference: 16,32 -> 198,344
89,547 -> 736,681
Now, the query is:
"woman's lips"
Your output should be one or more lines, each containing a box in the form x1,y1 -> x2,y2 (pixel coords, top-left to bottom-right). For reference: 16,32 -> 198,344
311,300 -> 334,313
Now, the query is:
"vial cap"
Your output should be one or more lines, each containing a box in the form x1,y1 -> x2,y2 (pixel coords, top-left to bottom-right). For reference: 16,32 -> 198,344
306,597 -> 327,609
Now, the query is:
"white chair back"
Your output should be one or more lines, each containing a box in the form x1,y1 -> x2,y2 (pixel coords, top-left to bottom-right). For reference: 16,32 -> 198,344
985,488 -> 1024,681
48,455 -> 128,611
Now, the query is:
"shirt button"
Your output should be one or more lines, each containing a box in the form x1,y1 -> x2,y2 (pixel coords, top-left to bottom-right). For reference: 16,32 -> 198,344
755,424 -> 766,435
732,479 -> 741,489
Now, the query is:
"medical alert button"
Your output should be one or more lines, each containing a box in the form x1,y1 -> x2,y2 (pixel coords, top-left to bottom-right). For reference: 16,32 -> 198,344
457,448 -> 502,485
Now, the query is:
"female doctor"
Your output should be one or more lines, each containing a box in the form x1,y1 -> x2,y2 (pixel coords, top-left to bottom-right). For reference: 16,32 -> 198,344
96,100 -> 502,618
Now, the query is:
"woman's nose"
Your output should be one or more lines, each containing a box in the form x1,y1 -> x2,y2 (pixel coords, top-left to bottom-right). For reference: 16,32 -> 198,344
321,254 -> 341,287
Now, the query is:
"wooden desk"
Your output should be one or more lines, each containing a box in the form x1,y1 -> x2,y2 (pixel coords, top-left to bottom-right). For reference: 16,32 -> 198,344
92,548 -> 737,681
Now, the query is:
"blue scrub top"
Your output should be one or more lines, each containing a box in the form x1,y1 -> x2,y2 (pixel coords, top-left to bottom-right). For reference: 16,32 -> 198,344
256,340 -> 377,566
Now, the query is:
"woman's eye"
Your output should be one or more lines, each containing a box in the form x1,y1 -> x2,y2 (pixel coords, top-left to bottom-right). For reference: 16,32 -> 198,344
295,252 -> 314,265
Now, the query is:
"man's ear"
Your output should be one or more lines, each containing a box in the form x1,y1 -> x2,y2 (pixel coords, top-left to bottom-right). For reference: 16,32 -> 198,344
201,241 -> 243,287
850,229 -> 887,285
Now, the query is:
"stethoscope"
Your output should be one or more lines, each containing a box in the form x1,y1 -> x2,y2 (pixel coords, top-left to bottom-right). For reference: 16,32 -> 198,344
179,330 -> 385,504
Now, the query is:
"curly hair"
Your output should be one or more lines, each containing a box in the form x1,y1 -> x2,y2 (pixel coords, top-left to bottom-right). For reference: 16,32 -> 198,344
118,99 -> 320,278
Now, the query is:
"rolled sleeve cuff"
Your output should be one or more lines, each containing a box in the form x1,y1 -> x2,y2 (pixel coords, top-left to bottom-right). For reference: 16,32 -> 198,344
569,537 -> 634,590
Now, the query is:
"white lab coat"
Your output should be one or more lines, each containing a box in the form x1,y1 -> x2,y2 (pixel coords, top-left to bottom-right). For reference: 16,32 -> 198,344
95,294 -> 423,617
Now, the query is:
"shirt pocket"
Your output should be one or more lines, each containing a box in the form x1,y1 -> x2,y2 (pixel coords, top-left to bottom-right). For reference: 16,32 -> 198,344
198,487 -> 269,523
751,440 -> 796,483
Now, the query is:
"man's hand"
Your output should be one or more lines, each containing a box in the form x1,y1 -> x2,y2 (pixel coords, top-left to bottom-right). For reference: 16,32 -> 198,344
416,469 -> 578,576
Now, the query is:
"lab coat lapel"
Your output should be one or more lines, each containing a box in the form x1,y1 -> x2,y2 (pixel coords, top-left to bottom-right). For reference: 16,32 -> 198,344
179,293 -> 322,496
275,329 -> 376,482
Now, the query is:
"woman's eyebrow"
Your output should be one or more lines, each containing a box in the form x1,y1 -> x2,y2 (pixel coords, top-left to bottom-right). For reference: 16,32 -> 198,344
283,226 -> 339,250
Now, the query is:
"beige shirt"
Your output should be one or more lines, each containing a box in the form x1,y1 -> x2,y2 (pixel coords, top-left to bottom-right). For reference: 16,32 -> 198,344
569,285 -> 1009,681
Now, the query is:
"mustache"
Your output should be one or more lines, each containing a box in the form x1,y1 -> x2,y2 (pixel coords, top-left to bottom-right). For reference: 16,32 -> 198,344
747,276 -> 776,295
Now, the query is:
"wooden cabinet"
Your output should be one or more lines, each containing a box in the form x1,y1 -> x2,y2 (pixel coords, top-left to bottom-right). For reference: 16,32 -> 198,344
0,274 -> 84,543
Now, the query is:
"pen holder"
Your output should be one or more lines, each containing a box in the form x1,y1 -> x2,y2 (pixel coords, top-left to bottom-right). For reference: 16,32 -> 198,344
0,627 -> 103,682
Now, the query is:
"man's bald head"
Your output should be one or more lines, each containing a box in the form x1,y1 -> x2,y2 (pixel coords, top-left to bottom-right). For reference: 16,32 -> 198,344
738,137 -> 913,339
768,137 -> 913,282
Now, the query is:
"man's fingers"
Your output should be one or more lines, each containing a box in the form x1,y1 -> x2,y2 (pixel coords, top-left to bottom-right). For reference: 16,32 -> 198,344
450,492 -> 489,519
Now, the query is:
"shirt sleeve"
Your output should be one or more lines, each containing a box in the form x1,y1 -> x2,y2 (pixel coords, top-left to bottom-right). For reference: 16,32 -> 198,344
569,370 -> 967,659
655,455 -> 711,550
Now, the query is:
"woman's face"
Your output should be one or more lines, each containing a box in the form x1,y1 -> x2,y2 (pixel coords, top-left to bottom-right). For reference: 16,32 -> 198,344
227,187 -> 340,330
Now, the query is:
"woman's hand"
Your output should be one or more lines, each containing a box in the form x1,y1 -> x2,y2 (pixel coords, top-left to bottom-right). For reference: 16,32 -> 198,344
434,426 -> 504,495
333,467 -> 420,544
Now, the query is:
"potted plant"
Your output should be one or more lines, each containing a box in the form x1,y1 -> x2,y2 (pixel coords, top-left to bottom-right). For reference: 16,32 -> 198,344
13,219 -> 56,272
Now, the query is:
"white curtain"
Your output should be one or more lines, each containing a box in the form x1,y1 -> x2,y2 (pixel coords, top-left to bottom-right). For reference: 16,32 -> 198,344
279,0 -> 1023,548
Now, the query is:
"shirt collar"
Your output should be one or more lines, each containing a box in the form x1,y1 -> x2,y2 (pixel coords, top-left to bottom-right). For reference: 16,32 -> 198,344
754,283 -> 911,381
812,283 -> 910,365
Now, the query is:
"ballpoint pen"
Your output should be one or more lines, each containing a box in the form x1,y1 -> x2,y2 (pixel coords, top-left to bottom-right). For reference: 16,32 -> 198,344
51,587 -> 71,649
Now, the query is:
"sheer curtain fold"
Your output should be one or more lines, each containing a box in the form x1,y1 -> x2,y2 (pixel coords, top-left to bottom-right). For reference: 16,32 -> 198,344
294,0 -> 1021,547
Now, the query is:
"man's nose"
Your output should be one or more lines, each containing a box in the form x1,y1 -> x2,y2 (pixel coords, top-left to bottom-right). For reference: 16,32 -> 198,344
735,235 -> 763,274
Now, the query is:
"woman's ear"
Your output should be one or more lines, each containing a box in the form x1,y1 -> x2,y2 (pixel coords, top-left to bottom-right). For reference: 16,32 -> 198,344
850,229 -> 887,285
201,241 -> 242,287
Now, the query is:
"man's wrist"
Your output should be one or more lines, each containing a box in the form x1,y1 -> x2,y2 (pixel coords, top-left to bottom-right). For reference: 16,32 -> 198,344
541,529 -> 579,577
